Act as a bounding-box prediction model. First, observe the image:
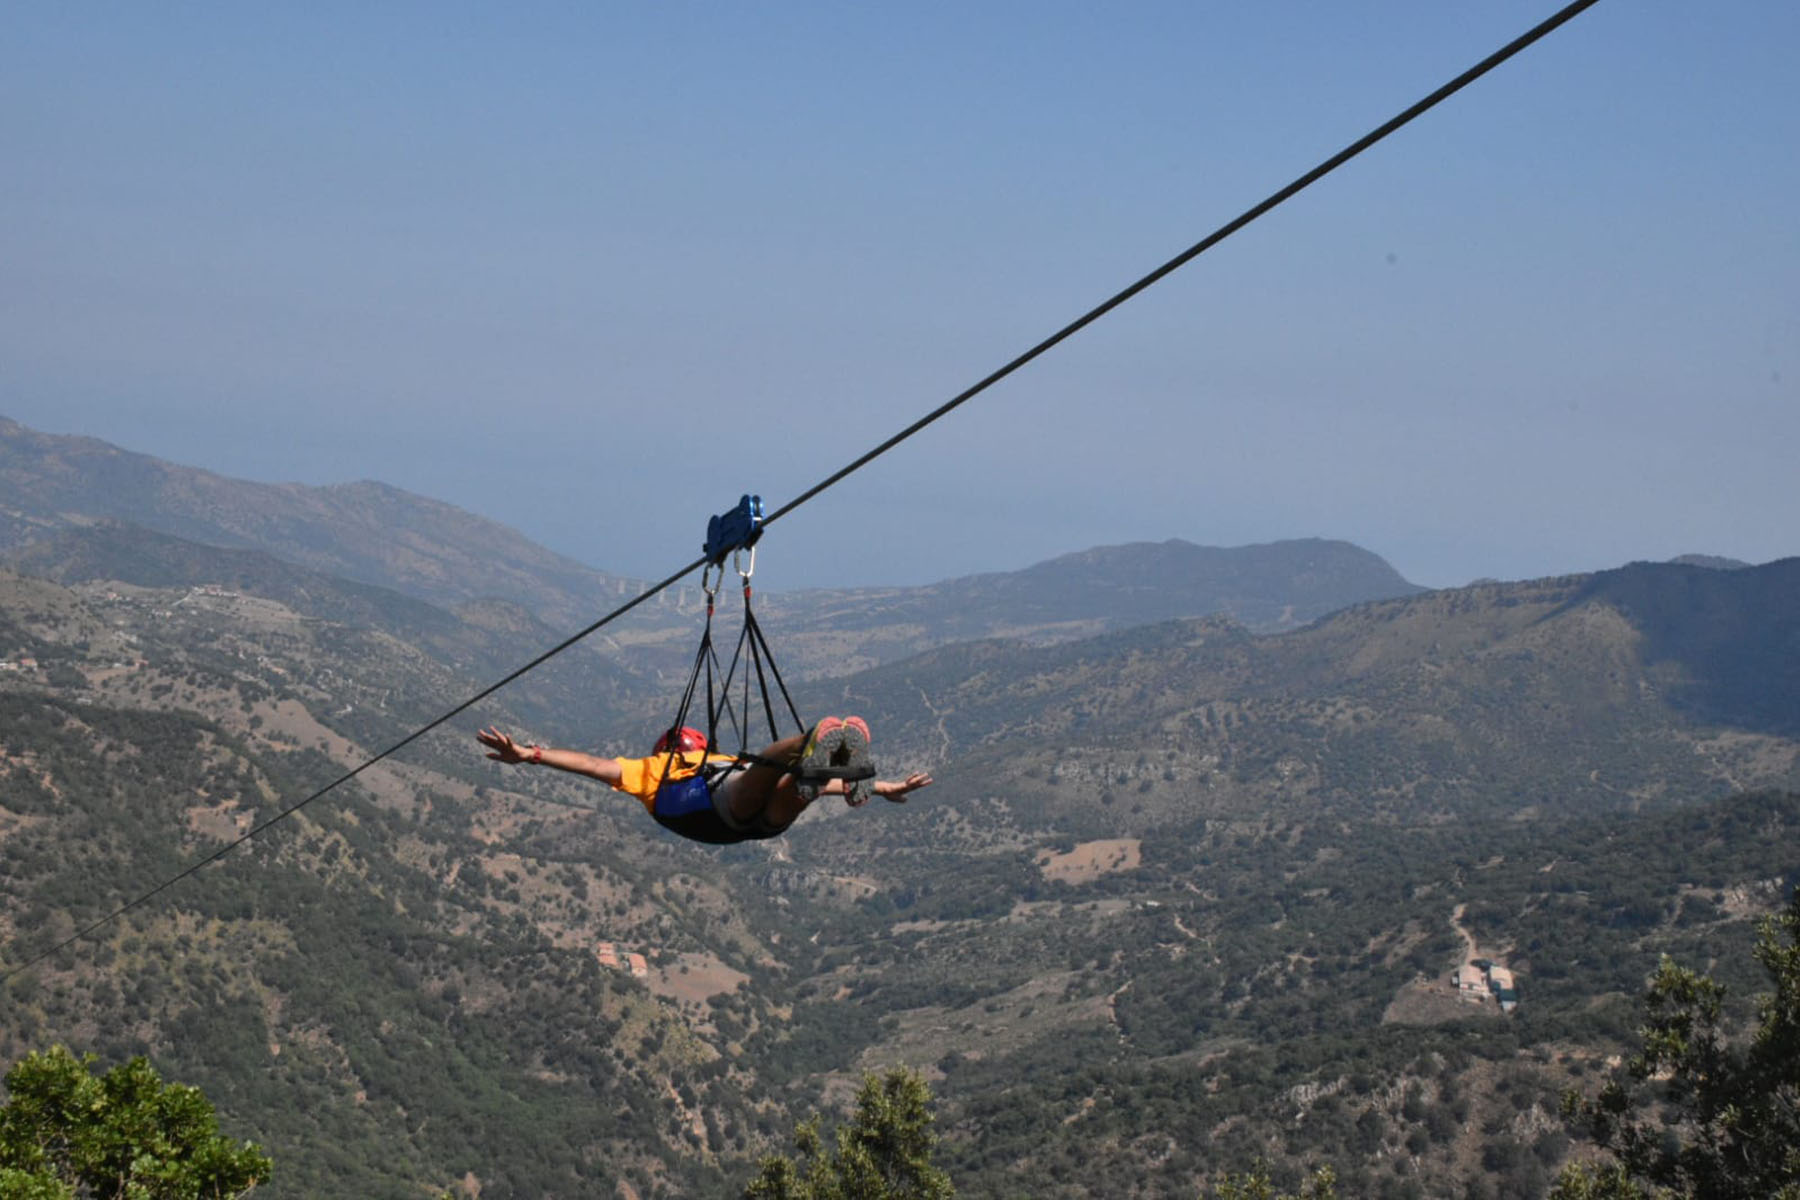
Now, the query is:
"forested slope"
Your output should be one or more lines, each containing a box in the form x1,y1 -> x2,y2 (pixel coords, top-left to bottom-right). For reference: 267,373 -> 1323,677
3,541 -> 1797,1198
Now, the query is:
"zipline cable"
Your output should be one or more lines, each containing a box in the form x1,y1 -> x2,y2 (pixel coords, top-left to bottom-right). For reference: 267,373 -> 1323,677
763,0 -> 1602,528
1,0 -> 1602,982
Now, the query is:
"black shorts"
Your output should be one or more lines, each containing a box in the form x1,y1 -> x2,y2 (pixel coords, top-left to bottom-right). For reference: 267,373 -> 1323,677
650,767 -> 790,846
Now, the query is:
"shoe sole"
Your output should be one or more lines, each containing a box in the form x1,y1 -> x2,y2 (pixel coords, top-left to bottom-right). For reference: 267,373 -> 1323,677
796,718 -> 875,806
839,722 -> 873,807
793,718 -> 842,801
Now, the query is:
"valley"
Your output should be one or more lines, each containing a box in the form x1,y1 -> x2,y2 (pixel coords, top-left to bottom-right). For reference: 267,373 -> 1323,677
1,420 -> 1797,1198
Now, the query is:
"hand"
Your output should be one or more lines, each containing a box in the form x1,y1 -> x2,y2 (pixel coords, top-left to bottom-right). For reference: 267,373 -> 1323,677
478,727 -> 529,764
874,772 -> 933,803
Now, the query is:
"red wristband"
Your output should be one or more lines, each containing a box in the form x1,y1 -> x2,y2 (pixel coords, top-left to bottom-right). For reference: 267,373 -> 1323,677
528,745 -> 543,764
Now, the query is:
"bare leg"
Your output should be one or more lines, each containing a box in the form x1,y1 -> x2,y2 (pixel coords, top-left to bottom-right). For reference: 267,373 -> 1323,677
754,775 -> 814,830
722,732 -> 807,824
720,721 -> 877,829
733,748 -> 864,829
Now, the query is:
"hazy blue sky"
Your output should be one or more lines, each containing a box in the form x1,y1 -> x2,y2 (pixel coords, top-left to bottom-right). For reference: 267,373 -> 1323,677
5,2 -> 1795,592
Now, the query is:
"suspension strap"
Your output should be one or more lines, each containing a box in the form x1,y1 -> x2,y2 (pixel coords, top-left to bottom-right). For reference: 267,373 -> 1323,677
730,550 -> 803,745
662,501 -> 806,788
660,566 -> 724,789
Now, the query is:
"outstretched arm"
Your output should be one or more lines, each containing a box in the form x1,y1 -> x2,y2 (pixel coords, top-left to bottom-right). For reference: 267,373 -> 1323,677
478,727 -> 623,787
873,772 -> 933,802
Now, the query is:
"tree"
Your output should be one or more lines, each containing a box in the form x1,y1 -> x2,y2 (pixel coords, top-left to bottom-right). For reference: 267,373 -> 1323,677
1553,887 -> 1800,1199
0,1044 -> 271,1199
744,1068 -> 954,1200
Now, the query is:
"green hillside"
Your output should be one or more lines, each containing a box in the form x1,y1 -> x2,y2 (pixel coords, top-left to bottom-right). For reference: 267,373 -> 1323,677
0,568 -> 805,1196
827,562 -> 1800,831
769,789 -> 1799,1197
3,534 -> 1797,1198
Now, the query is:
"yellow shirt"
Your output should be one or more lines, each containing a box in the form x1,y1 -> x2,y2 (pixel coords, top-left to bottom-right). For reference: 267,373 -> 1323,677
612,751 -> 739,813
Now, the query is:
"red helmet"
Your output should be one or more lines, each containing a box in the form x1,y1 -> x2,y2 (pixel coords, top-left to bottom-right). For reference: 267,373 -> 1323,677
653,726 -> 708,754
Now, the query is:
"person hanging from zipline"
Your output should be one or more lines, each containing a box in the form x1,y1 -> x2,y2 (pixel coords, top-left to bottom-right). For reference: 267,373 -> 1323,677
475,718 -> 933,846
478,496 -> 930,843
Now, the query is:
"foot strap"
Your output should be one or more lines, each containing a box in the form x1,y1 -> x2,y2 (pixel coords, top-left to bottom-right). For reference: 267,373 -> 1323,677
731,751 -> 876,783
733,751 -> 792,772
793,763 -> 878,784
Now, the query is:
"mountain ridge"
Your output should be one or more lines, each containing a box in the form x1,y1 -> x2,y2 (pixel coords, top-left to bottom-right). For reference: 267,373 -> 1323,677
0,415 -> 637,627
0,417 -> 1429,679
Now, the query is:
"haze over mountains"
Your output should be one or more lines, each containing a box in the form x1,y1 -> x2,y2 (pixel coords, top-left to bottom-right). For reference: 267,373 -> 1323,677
0,415 -> 1426,672
2,413 -> 1797,1198
0,415 -> 632,627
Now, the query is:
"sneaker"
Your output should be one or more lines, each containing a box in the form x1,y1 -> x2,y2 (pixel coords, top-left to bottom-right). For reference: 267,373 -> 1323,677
793,717 -> 844,801
794,715 -> 876,806
797,717 -> 844,771
837,716 -> 874,808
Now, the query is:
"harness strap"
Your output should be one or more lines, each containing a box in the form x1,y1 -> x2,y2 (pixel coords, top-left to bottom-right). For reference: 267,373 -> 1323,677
792,763 -> 878,783
663,503 -> 807,775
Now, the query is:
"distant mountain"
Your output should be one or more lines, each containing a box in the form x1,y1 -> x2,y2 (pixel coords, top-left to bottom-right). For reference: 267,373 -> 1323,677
971,537 -> 1425,629
0,417 -> 1425,681
0,416 -> 636,627
738,538 -> 1424,685
1668,553 -> 1752,570
780,536 -> 1421,638
1580,558 -> 1800,737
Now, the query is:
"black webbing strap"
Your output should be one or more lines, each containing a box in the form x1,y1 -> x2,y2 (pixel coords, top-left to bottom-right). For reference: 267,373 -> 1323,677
661,577 -> 725,790
736,586 -> 803,745
662,570 -> 806,790
668,613 -> 714,742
